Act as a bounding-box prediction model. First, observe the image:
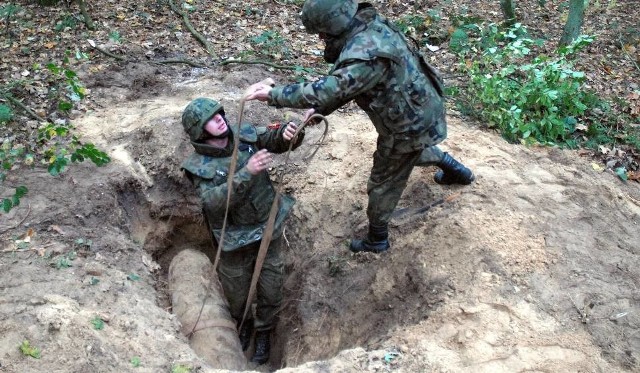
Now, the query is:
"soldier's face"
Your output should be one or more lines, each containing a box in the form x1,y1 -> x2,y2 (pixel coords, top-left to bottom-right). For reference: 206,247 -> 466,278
204,113 -> 228,136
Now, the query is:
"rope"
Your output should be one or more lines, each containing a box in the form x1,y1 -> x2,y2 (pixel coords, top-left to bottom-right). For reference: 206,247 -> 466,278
239,113 -> 328,331
185,82 -> 329,340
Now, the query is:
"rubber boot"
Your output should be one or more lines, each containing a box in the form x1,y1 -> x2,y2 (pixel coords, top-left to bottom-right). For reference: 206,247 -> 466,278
251,330 -> 270,365
434,152 -> 475,185
238,321 -> 253,352
349,223 -> 390,253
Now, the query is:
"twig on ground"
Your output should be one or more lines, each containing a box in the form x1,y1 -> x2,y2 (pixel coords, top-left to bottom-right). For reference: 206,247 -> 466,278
89,44 -> 127,61
154,58 -> 207,68
168,0 -> 216,58
219,59 -> 306,71
1,94 -> 45,122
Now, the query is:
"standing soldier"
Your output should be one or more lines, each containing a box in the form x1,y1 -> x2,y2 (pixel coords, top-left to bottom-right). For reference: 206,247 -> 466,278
246,0 -> 474,254
180,97 -> 304,365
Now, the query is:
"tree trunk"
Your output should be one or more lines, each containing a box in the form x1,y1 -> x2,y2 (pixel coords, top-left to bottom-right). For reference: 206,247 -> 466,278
500,0 -> 517,26
559,0 -> 586,47
77,0 -> 95,31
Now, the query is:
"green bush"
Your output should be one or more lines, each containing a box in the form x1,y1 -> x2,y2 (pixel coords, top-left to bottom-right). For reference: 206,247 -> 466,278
1,51 -> 110,213
454,23 -> 597,145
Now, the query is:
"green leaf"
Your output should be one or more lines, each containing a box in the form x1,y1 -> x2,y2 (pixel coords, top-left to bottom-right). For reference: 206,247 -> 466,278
19,340 -> 41,359
58,101 -> 73,111
615,167 -> 628,181
15,186 -> 28,198
90,277 -> 100,285
91,317 -> 105,330
127,273 -> 141,281
48,157 -> 68,176
2,198 -> 12,213
131,356 -> 141,367
0,104 -> 13,123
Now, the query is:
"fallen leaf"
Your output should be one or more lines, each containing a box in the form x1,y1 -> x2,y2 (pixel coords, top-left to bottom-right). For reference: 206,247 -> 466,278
591,163 -> 604,172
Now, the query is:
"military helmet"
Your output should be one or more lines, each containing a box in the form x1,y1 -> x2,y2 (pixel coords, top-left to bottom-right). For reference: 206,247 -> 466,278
300,0 -> 358,36
181,98 -> 225,142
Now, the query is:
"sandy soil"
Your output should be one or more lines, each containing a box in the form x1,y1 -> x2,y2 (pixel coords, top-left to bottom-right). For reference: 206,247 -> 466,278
1,64 -> 639,373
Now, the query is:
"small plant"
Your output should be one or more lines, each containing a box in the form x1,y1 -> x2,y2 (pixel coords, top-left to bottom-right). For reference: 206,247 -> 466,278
74,237 -> 93,250
19,340 -> 41,359
0,103 -> 12,123
91,316 -> 105,330
327,255 -> 346,277
52,251 -> 76,269
55,14 -> 78,32
131,356 -> 141,367
171,364 -> 192,373
109,30 -> 122,43
127,273 -> 141,281
250,30 -> 290,59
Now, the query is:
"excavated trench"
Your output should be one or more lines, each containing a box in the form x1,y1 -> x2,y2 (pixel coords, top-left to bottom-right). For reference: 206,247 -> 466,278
114,177 -> 446,371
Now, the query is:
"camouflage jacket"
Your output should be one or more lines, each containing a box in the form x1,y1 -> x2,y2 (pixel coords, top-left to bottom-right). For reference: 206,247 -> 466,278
181,123 -> 303,252
269,5 -> 447,156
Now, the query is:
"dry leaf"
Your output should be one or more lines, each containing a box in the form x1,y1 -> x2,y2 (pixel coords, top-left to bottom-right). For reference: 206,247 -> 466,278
591,163 -> 604,172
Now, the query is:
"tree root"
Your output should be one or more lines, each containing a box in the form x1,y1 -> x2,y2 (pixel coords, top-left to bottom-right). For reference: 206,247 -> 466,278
219,58 -> 309,72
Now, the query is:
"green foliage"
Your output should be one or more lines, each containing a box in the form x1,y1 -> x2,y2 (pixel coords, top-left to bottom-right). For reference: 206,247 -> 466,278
395,10 -> 446,44
55,14 -> 78,32
52,251 -> 76,269
454,23 -> 599,145
127,273 -> 141,281
171,364 -> 192,373
109,31 -> 122,43
19,340 -> 41,359
91,316 -> 105,330
46,50 -> 89,106
250,30 -> 290,59
1,50 -> 111,214
0,4 -> 21,22
130,356 -> 141,367
0,104 -> 13,123
1,186 -> 28,213
74,237 -> 93,250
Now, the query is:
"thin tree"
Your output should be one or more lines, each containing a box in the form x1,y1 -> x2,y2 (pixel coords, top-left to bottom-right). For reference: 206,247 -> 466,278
559,0 -> 586,47
500,0 -> 517,27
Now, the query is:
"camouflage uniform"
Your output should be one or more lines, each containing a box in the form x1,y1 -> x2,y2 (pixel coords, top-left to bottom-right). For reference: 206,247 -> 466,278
182,122 -> 304,331
267,4 -> 449,226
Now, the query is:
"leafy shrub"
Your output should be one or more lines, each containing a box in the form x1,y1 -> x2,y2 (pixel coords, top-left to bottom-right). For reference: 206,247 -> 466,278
454,23 -> 598,145
0,104 -> 12,123
250,30 -> 290,59
1,51 -> 110,213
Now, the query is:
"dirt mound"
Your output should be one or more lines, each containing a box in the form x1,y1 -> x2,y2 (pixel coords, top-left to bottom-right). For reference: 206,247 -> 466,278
1,65 -> 639,373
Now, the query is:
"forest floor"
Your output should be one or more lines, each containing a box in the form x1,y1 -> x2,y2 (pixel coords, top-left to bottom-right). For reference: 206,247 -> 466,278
1,0 -> 639,372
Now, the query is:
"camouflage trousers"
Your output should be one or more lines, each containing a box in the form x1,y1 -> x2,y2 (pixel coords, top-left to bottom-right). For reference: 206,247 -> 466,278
366,145 -> 445,225
217,237 -> 284,332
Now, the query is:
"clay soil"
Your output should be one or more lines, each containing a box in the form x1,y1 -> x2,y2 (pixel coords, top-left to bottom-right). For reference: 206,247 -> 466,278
1,0 -> 639,372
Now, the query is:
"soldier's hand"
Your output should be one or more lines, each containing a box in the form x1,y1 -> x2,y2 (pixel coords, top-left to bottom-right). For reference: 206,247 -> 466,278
246,149 -> 273,175
303,108 -> 320,126
245,78 -> 275,102
283,122 -> 299,141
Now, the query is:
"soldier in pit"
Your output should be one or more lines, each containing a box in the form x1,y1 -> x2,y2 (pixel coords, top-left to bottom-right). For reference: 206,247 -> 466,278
180,98 -> 304,365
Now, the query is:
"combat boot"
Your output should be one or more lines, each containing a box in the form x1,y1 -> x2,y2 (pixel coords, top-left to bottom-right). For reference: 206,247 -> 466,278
251,330 -> 270,365
434,152 -> 475,185
238,321 -> 253,351
349,223 -> 390,253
